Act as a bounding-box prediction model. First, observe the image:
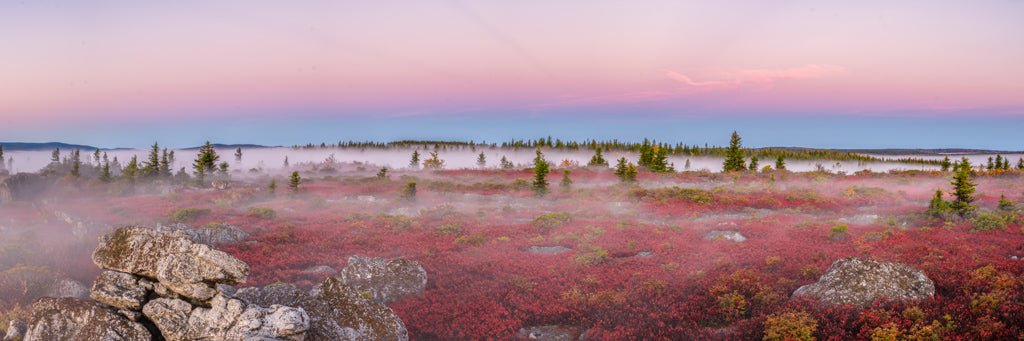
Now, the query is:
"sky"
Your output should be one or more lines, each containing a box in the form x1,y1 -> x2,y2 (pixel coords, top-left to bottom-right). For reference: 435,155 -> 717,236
1,1 -> 1022,149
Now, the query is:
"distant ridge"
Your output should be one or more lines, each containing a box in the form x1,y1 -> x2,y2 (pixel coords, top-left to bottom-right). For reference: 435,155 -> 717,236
0,142 -> 105,151
180,143 -> 276,150
762,147 -> 1024,155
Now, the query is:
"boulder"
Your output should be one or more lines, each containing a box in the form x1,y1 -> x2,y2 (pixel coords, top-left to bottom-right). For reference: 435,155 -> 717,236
793,257 -> 935,306
45,278 -> 89,299
142,295 -> 309,341
239,277 -> 409,340
338,256 -> 427,303
155,223 -> 248,245
518,325 -> 583,341
3,319 -> 26,341
22,297 -> 151,341
92,226 -> 249,301
703,230 -> 747,242
526,246 -> 572,255
90,271 -> 152,310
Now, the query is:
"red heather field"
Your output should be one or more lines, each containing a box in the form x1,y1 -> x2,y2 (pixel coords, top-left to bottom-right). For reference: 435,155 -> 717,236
2,167 -> 1024,340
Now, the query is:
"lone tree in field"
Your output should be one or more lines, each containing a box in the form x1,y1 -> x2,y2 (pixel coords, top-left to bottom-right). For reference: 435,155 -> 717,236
192,141 -> 220,182
722,131 -> 746,172
775,156 -> 786,171
477,152 -> 487,168
289,171 -> 301,191
532,149 -> 550,196
409,150 -> 420,168
950,157 -> 977,218
588,147 -> 608,167
283,156 -> 289,168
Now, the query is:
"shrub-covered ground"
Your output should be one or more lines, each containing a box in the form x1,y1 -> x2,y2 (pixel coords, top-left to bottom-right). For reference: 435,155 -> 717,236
2,166 -> 1023,339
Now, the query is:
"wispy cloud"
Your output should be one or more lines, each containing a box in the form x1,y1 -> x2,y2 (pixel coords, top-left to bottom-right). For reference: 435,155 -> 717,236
665,64 -> 846,91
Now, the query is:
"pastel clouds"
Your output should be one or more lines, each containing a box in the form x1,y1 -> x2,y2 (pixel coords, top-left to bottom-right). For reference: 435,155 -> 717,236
664,64 -> 847,91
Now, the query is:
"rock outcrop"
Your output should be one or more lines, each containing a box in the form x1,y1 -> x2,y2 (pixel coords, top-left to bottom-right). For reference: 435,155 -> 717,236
23,297 -> 152,341
793,257 -> 935,306
3,320 -> 26,341
338,256 -> 427,304
92,226 -> 249,301
518,325 -> 583,341
154,223 -> 248,245
21,226 -> 411,341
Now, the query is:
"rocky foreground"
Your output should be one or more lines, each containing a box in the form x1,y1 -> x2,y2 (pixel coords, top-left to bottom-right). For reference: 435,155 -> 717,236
5,226 -> 415,341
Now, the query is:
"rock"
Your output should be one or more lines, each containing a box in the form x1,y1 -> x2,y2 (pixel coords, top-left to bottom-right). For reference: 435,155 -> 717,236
338,256 -> 427,304
793,257 -> 935,306
45,278 -> 89,299
527,246 -> 572,255
23,297 -> 151,341
90,271 -> 152,310
635,251 -> 653,258
300,265 -> 339,276
155,222 -> 248,245
3,319 -> 26,341
92,226 -> 250,301
703,230 -> 747,242
143,295 -> 309,341
240,278 -> 409,340
518,325 -> 582,341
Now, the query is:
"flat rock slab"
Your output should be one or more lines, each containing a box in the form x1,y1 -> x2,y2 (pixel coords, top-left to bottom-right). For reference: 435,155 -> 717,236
23,297 -> 151,341
518,325 -> 583,341
339,256 -> 428,304
703,230 -> 747,242
527,246 -> 572,255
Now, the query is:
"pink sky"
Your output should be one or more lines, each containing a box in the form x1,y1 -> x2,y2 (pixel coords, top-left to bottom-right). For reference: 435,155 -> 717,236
1,1 -> 1022,127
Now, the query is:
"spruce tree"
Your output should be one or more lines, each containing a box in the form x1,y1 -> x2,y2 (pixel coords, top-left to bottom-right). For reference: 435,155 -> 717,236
377,167 -> 388,179
70,149 -> 81,177
560,170 -> 573,190
1018,158 -> 1024,170
986,157 -> 994,170
409,150 -> 420,168
684,159 -> 691,170
748,156 -> 759,172
160,149 -> 171,176
124,156 -> 139,185
289,171 -> 301,191
283,156 -> 289,168
193,141 -> 220,182
234,148 -> 243,162
51,148 -> 61,164
477,152 -> 487,168
268,178 -> 277,194
143,143 -> 160,177
623,163 -> 638,182
500,156 -> 514,169
940,156 -> 951,172
722,131 -> 746,172
995,155 -> 1004,171
775,156 -> 786,171
614,157 -> 628,178
101,159 -> 112,182
950,157 -> 977,218
588,147 -> 608,167
403,182 -> 417,201
926,189 -> 950,218
93,149 -> 101,165
532,149 -> 549,196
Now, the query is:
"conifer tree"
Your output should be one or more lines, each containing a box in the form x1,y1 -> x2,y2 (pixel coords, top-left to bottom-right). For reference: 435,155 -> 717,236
376,167 -> 388,179
532,149 -> 549,196
268,178 -> 277,194
560,170 -> 573,190
160,149 -> 171,176
403,182 -> 417,201
684,159 -> 691,170
951,157 -> 977,218
986,157 -> 994,170
775,156 -> 786,171
1018,157 -> 1024,170
409,150 -> 420,168
93,149 -> 101,165
143,143 -> 160,177
477,152 -> 487,168
289,171 -> 301,191
748,156 -> 759,172
283,156 -> 289,168
650,146 -> 673,172
588,147 -> 608,167
722,131 -> 746,172
51,148 -> 61,164
101,159 -> 111,182
940,156 -> 951,172
70,149 -> 81,177
234,148 -> 243,162
193,141 -> 220,182
624,163 -> 638,182
926,189 -> 950,218
998,194 -> 1017,213
124,156 -> 139,185
218,162 -> 229,175
994,155 -> 1004,170
614,157 -> 628,178
0,144 -> 4,168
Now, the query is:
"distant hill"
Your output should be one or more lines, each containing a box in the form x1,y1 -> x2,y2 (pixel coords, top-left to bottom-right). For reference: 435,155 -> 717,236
761,147 -> 1023,156
0,142 -> 103,151
179,143 -> 276,150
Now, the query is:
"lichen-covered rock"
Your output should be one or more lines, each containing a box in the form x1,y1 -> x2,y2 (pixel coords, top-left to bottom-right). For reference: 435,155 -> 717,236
92,226 -> 249,301
240,278 -> 409,340
793,257 -> 935,306
45,278 -> 89,299
338,256 -> 427,303
23,297 -> 151,341
155,222 -> 248,245
3,319 -> 26,341
518,325 -> 583,341
143,295 -> 309,341
703,230 -> 747,242
90,271 -> 152,310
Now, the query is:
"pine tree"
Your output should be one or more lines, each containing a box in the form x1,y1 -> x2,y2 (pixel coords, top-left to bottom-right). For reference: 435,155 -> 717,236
624,163 -> 638,182
994,155 -> 1004,171
684,159 -> 691,170
376,167 -> 388,179
100,159 -> 112,182
93,149 -> 101,165
234,148 -> 243,162
160,149 -> 171,176
409,150 -> 420,168
950,157 -> 977,218
722,131 -> 746,172
775,156 -> 786,171
1018,158 -> 1024,170
51,148 -> 61,164
588,147 -> 608,167
532,149 -> 549,196
193,141 -> 220,182
477,152 -> 487,168
560,170 -> 572,190
218,162 -> 229,175
940,156 -> 951,172
283,156 -> 290,168
986,157 -> 994,170
70,149 -> 81,177
124,156 -> 139,184
614,157 -> 628,178
500,156 -> 514,169
268,178 -> 277,194
650,146 -> 673,172
926,189 -> 951,218
403,182 -> 417,201
998,194 -> 1017,213
143,143 -> 160,177
748,156 -> 759,172
289,171 -> 301,191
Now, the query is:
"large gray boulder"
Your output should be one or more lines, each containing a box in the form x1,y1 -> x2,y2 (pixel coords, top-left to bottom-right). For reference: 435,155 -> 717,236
237,277 -> 409,340
3,319 -> 26,341
90,271 -> 152,310
793,257 -> 935,306
92,226 -> 250,301
155,222 -> 249,245
22,297 -> 151,341
338,256 -> 427,304
142,295 -> 309,341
